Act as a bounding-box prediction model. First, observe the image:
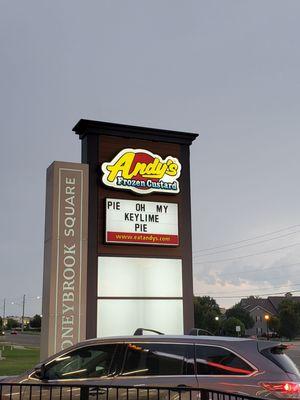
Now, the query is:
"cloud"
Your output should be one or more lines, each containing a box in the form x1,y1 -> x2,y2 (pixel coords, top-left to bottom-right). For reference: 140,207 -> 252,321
193,240 -> 300,308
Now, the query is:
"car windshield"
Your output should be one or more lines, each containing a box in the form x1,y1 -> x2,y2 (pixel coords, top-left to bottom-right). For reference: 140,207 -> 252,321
43,345 -> 116,380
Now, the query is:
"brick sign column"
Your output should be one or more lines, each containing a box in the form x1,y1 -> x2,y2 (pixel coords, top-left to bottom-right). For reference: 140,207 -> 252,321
41,162 -> 88,359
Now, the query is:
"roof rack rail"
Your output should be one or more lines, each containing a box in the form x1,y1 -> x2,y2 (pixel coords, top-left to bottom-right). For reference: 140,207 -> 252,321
134,328 -> 165,336
189,328 -> 214,336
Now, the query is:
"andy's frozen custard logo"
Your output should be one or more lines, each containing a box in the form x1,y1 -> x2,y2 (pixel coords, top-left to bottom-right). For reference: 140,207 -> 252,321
101,149 -> 181,194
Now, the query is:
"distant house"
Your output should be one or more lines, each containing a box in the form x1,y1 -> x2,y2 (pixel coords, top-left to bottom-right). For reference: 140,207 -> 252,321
3,316 -> 31,328
240,296 -> 300,336
219,307 -> 226,315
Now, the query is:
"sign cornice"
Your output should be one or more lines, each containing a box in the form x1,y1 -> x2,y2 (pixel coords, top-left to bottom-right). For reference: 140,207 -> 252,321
73,119 -> 199,145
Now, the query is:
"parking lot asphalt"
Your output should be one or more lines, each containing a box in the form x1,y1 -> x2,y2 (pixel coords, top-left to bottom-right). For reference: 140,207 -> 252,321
0,333 -> 40,348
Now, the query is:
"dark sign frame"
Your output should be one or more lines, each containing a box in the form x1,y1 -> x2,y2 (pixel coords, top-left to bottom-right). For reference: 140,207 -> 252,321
73,119 -> 198,338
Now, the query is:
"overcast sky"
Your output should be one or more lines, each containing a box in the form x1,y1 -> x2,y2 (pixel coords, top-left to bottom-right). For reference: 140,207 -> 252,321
1,1 -> 300,317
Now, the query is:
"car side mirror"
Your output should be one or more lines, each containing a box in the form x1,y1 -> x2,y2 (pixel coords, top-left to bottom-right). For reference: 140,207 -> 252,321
34,364 -> 46,380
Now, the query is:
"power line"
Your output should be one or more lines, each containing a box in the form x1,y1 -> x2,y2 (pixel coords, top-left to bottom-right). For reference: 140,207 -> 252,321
201,272 -> 300,287
198,282 -> 300,297
210,289 -> 300,299
193,224 -> 300,254
0,295 -> 42,316
0,295 -> 41,303
193,230 -> 300,257
197,262 -> 300,278
193,242 -> 300,264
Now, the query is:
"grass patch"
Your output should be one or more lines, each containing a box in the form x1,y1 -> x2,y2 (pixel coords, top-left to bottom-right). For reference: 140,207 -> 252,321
0,346 -> 39,376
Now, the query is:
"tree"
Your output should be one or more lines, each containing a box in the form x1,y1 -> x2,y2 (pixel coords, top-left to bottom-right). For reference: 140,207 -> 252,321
269,316 -> 280,333
194,296 -> 221,334
278,299 -> 300,339
6,318 -> 19,330
0,316 -> 2,330
30,314 -> 41,329
222,317 -> 245,337
225,304 -> 254,329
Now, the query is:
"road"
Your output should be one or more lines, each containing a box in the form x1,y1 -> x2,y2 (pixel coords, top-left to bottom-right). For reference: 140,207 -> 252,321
0,333 -> 40,348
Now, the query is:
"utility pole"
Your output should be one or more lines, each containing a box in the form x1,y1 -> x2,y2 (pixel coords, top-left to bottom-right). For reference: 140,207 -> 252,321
2,299 -> 5,331
21,294 -> 25,332
3,299 -> 5,319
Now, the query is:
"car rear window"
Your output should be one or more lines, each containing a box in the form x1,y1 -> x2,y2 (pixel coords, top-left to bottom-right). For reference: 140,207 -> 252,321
261,346 -> 300,375
195,345 -> 255,376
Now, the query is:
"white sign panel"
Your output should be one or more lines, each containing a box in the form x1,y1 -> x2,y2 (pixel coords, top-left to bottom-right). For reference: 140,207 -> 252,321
105,198 -> 179,246
98,257 -> 182,297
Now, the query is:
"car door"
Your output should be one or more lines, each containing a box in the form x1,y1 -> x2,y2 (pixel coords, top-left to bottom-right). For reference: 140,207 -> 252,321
195,344 -> 257,397
111,342 -> 198,400
23,343 -> 120,400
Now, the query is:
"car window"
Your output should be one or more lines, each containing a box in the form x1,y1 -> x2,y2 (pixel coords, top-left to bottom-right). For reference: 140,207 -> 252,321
44,344 -> 117,380
195,345 -> 254,376
122,343 -> 194,376
261,346 -> 300,375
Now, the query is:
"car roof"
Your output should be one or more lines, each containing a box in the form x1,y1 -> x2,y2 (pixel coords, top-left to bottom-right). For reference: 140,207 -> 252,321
83,335 -> 281,353
94,335 -> 253,342
77,335 -> 259,351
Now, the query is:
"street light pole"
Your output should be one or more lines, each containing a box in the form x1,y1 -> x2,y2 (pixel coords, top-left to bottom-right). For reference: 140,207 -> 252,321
1,299 -> 5,330
214,316 -> 220,335
21,294 -> 25,332
264,314 -> 270,339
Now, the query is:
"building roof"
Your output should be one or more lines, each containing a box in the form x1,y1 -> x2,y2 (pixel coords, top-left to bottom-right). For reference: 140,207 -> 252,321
241,296 -> 300,315
240,298 -> 277,315
268,296 -> 300,311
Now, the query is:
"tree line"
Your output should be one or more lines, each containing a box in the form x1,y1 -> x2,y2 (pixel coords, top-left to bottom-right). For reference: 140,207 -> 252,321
194,296 -> 300,339
0,314 -> 41,331
2,298 -> 299,339
268,297 -> 300,340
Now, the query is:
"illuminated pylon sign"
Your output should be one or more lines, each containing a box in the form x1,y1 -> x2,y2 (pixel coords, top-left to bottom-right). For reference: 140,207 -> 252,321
101,148 -> 181,194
